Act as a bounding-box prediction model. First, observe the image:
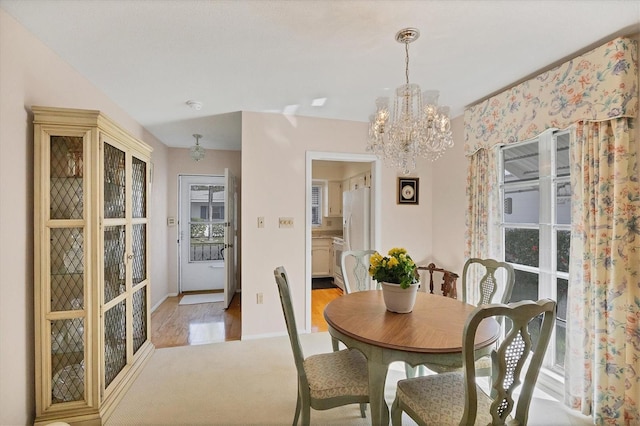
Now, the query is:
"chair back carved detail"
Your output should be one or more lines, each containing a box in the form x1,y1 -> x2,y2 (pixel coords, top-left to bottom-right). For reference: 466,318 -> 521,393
417,263 -> 459,298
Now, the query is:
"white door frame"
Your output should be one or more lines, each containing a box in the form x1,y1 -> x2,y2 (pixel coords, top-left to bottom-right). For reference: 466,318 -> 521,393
178,174 -> 226,293
305,151 -> 381,333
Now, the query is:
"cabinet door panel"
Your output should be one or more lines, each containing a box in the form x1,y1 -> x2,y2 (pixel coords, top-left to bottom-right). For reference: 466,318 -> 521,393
104,143 -> 126,219
49,227 -> 85,311
131,157 -> 147,218
104,226 -> 126,303
51,318 -> 85,403
50,135 -> 84,220
132,224 -> 147,285
104,300 -> 127,388
132,286 -> 148,354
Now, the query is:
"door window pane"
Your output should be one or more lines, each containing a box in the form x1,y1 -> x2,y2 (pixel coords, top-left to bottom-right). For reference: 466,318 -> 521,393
509,269 -> 539,302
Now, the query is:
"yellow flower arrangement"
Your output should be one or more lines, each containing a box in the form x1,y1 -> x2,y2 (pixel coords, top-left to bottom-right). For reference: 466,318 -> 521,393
369,247 -> 419,289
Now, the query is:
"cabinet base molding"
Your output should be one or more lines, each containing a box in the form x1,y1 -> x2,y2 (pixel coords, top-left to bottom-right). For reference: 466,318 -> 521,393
34,343 -> 155,426
100,342 -> 155,423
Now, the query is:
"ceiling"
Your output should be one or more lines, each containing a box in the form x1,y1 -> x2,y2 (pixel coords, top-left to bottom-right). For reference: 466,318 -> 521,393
2,1 -> 639,151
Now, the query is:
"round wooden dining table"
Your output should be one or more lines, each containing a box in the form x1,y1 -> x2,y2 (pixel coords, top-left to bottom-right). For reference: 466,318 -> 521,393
324,290 -> 500,426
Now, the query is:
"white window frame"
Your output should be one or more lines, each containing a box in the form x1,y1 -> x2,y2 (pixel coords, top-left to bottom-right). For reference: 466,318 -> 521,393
499,128 -> 571,381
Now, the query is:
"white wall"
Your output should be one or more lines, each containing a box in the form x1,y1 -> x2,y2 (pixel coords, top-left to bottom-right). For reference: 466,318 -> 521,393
240,112 -> 434,338
430,115 -> 467,275
0,9 -> 170,424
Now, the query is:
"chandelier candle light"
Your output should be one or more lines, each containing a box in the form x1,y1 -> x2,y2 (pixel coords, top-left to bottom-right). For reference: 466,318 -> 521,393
367,28 -> 453,174
190,133 -> 205,162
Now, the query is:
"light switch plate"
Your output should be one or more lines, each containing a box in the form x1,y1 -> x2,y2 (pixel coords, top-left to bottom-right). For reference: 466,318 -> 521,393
279,217 -> 294,228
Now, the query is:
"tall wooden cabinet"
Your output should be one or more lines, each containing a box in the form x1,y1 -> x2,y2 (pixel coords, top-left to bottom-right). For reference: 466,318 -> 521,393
33,107 -> 154,425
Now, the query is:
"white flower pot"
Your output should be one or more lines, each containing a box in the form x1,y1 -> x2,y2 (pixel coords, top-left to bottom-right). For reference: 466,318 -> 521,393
381,282 -> 419,313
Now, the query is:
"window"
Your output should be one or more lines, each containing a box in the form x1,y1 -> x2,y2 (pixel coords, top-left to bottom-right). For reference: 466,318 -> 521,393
311,184 -> 323,226
500,129 -> 570,374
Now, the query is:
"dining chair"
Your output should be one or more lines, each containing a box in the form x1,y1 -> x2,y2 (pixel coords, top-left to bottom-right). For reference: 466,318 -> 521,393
391,298 -> 557,426
331,249 -> 378,352
411,257 -> 516,378
274,266 -> 369,425
340,249 -> 378,294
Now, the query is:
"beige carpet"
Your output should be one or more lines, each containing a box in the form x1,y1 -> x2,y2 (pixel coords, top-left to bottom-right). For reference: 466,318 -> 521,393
106,332 -> 592,425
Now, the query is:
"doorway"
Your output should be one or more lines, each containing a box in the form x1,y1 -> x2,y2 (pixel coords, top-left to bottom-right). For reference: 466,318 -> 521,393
178,170 -> 237,308
305,152 -> 381,333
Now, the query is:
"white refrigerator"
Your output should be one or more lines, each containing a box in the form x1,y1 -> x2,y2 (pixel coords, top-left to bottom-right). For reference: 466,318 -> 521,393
342,187 -> 371,251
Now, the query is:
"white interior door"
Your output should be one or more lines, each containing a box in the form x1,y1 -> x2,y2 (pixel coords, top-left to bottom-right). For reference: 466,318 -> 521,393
179,175 -> 225,292
224,168 -> 237,308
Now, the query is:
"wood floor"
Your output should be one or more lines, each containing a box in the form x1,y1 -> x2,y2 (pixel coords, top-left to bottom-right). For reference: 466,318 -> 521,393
151,287 -> 342,348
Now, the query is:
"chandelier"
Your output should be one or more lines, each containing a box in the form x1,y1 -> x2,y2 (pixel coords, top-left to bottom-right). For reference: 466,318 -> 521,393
367,28 -> 453,174
190,133 -> 205,161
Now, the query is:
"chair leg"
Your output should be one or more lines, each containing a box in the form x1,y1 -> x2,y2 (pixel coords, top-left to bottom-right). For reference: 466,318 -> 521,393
301,404 -> 311,426
405,363 -> 417,378
293,390 -> 301,426
359,402 -> 367,418
331,336 -> 340,352
390,396 -> 403,426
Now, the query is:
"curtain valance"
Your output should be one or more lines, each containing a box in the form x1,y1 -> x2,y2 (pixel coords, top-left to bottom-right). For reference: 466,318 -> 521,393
464,36 -> 638,156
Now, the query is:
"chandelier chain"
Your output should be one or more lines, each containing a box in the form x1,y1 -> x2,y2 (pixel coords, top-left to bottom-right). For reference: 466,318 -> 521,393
405,41 -> 410,86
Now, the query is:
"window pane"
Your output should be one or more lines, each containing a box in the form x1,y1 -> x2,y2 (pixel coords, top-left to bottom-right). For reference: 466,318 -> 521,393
556,182 -> 571,224
312,185 -> 322,226
505,228 -> 539,267
555,322 -> 566,369
504,184 -> 539,223
557,278 -> 568,321
557,231 -> 570,272
556,133 -> 570,177
503,142 -> 539,183
508,269 -> 539,302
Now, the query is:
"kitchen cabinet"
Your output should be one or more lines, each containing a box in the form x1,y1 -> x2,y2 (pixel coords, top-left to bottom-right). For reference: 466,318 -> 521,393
326,180 -> 343,217
33,106 -> 153,425
312,238 -> 332,277
348,171 -> 371,190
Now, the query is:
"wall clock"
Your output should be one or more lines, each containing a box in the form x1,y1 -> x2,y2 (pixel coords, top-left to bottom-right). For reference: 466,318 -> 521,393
398,177 -> 419,204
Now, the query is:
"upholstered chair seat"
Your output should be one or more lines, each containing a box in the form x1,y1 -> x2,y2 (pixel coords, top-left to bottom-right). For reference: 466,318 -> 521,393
395,372 -> 503,425
304,349 -> 368,400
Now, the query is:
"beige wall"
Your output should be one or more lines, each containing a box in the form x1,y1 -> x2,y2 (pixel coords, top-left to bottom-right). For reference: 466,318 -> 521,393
240,112 -> 434,338
0,9 -> 170,424
163,147 -> 242,300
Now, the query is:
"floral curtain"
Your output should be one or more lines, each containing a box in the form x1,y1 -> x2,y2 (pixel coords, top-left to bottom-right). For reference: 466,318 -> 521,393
463,36 -> 639,423
463,146 -> 501,304
464,36 -> 638,156
565,118 -> 640,424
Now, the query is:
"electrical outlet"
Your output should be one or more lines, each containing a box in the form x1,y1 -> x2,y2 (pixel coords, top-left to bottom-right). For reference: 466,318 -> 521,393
257,216 -> 264,228
256,293 -> 264,304
279,217 -> 294,228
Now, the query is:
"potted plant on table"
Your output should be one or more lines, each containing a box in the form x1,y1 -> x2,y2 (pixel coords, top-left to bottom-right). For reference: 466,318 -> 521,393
369,248 -> 420,313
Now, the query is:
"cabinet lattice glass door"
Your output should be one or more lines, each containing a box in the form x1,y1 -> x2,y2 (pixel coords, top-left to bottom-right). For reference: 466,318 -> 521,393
49,135 -> 87,405
102,142 -> 149,390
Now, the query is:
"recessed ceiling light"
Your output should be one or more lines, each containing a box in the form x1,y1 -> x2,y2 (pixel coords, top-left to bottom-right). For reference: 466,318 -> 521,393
186,100 -> 203,111
311,98 -> 327,107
